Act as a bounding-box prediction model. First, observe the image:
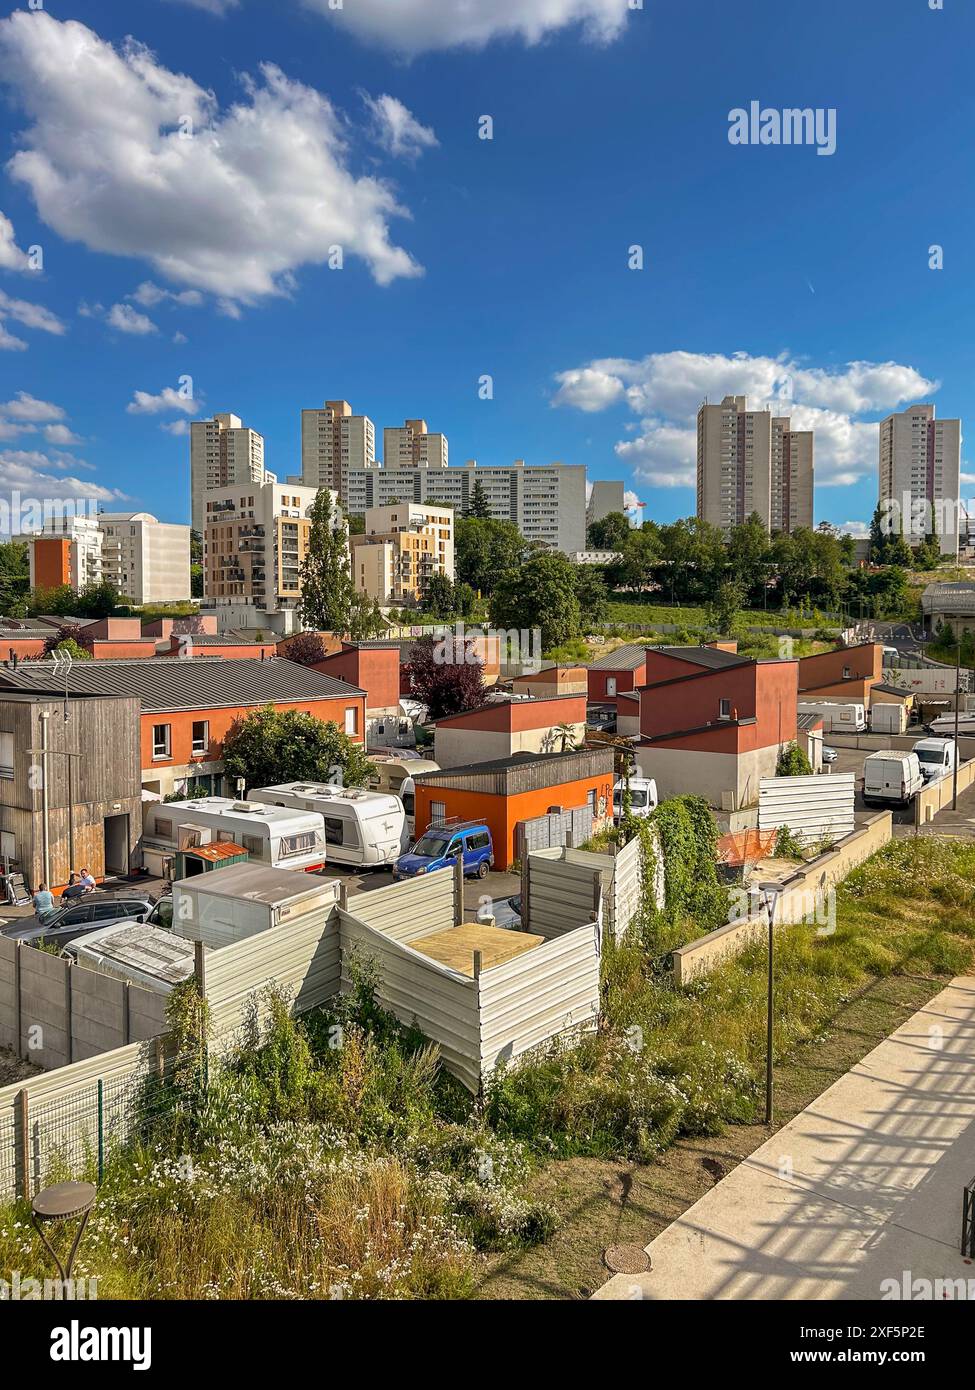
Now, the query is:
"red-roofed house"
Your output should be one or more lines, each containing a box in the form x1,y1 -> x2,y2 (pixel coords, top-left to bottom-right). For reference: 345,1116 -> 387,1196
632,646 -> 799,811
310,641 -> 403,745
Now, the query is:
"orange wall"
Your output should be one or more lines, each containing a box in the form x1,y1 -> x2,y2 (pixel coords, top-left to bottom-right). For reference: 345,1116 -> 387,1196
33,537 -> 71,589
139,694 -> 366,772
414,770 -> 614,870
0,638 -> 47,660
316,646 -> 400,711
90,640 -> 159,660
158,636 -> 277,659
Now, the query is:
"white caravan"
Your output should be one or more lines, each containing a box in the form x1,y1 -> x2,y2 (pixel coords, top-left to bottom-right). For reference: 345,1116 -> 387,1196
367,756 -> 440,842
248,783 -> 405,868
142,797 -> 327,876
796,701 -> 867,733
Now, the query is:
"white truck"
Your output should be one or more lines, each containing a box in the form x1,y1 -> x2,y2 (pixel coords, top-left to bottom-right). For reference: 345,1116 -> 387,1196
911,737 -> 958,784
862,751 -> 924,807
797,701 -> 867,733
170,861 -> 342,950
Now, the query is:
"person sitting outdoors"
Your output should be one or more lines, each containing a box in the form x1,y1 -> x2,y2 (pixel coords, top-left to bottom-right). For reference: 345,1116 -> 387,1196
61,872 -> 86,902
32,884 -> 56,921
79,867 -> 96,893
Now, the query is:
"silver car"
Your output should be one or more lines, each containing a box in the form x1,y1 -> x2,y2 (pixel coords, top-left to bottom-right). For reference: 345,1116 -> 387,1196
4,894 -> 157,950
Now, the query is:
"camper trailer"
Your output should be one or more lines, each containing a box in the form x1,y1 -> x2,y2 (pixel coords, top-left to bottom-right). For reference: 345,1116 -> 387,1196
248,783 -> 405,868
64,922 -> 196,995
142,797 -> 327,877
796,701 -> 867,733
367,756 -> 440,841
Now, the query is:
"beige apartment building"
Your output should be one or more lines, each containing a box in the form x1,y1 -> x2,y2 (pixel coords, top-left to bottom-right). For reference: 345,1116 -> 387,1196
190,412 -> 267,533
351,502 -> 454,607
300,399 -> 376,493
203,481 -> 328,614
697,395 -> 813,534
383,419 -> 448,471
98,512 -> 191,603
879,404 -> 961,557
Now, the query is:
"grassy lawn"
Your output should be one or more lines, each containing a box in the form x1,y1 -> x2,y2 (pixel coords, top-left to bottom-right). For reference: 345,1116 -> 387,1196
604,598 -> 775,627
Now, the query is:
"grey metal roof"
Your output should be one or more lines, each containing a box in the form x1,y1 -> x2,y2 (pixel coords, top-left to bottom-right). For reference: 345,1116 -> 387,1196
173,631 -> 267,646
653,646 -> 749,669
175,862 -> 339,907
415,747 -> 613,794
588,644 -> 649,670
0,657 -> 365,713
797,712 -> 824,730
872,682 -> 914,697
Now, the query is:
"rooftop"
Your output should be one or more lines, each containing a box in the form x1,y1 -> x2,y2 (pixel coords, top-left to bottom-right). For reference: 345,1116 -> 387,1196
0,657 -> 365,712
174,861 -> 341,908
588,643 -> 649,671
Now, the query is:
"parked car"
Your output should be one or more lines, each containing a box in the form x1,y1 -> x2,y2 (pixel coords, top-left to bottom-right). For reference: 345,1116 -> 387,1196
394,821 -> 494,880
822,745 -> 838,764
3,893 -> 157,950
477,893 -> 522,930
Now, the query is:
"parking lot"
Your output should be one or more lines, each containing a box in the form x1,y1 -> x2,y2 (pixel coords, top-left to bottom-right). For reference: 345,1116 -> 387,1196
322,861 -> 523,920
825,736 -> 973,835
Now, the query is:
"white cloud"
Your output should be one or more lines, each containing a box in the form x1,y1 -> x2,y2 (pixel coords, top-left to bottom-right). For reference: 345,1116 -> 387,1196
129,281 -> 203,309
840,520 -> 870,539
0,12 -> 422,308
0,393 -> 65,423
43,424 -> 84,445
127,387 -> 197,416
361,93 -> 438,161
106,303 -> 158,335
0,449 -> 119,503
0,210 -> 29,271
162,0 -> 240,13
0,288 -> 65,344
0,323 -> 26,352
311,0 -> 632,54
160,419 -> 191,436
553,349 -> 939,489
173,331 -> 188,345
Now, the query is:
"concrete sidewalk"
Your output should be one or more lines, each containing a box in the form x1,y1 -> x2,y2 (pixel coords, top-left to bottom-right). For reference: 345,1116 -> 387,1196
594,976 -> 975,1300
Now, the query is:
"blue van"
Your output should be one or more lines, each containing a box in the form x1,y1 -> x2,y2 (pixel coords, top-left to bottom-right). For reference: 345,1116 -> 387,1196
394,820 -> 494,881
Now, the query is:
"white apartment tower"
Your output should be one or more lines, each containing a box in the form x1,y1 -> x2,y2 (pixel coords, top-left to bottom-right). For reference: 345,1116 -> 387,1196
697,395 -> 813,534
383,419 -> 448,471
190,413 -> 266,533
879,404 -> 961,557
300,399 -> 376,493
98,513 -> 191,603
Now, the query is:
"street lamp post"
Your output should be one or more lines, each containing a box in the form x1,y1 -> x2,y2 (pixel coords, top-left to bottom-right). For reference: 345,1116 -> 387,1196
758,883 -> 783,1127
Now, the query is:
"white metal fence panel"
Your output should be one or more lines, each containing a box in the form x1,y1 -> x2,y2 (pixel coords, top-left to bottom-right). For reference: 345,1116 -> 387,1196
758,773 -> 856,845
517,805 -> 593,859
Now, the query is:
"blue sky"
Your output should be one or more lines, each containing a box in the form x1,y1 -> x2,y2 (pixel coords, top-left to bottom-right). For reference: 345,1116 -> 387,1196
0,0 -> 972,534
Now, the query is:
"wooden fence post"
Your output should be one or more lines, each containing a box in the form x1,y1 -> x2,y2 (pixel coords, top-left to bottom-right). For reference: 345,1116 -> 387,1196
16,1088 -> 29,1202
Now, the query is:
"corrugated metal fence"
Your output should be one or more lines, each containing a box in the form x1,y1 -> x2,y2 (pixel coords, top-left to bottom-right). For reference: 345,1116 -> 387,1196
516,805 -> 594,860
523,837 -> 651,941
757,773 -> 856,846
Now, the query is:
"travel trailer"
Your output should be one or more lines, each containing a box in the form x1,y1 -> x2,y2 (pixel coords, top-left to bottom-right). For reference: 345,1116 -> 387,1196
248,783 -> 405,868
796,701 -> 867,733
142,797 -> 327,877
367,756 -> 440,841
64,923 -> 196,996
862,751 -> 924,807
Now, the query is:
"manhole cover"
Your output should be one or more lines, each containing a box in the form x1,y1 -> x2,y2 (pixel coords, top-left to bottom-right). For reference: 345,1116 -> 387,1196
603,1244 -> 651,1275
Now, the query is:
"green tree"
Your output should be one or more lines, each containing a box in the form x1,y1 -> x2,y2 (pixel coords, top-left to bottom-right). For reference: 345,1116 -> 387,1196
776,742 -> 813,777
423,571 -> 456,620
44,636 -> 93,662
868,503 -> 891,565
75,580 -> 121,619
466,478 -> 492,519
455,516 -> 530,595
726,513 -> 770,600
705,581 -> 744,636
0,540 -> 30,615
297,489 -> 355,632
587,511 -> 631,550
572,565 -> 609,627
222,705 -> 374,791
489,551 -> 582,650
347,591 -> 387,641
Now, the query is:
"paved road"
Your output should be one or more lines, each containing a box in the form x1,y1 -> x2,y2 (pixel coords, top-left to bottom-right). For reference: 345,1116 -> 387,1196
594,975 -> 975,1301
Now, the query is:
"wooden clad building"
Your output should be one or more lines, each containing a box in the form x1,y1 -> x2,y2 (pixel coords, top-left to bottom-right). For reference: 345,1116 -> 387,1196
0,692 -> 142,892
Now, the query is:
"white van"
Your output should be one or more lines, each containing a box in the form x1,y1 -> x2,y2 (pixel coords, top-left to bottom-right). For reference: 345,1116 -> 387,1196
612,776 -> 658,823
863,751 -> 924,807
367,756 -> 440,842
142,797 -> 327,876
249,783 -> 405,868
911,738 -> 957,784
797,701 -> 867,733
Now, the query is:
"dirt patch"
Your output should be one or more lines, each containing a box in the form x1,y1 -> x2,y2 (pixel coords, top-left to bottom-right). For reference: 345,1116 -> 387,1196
0,1048 -> 40,1089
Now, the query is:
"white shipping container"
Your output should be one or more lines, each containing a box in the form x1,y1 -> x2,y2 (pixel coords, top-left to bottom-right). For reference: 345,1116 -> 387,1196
869,702 -> 908,735
172,863 -> 342,950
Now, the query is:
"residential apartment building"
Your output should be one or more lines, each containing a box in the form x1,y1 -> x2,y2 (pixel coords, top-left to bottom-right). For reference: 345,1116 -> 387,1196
587,480 -> 626,529
383,418 -> 448,471
697,395 -> 813,534
879,403 -> 961,557
20,515 -> 104,593
203,480 -> 329,616
344,459 -> 589,553
98,512 -> 191,604
300,399 -> 376,493
190,412 -> 267,533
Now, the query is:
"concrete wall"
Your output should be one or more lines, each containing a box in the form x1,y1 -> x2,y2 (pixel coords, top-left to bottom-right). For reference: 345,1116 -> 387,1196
673,812 -> 893,984
0,936 -> 168,1070
915,758 -> 975,825
633,743 -> 778,812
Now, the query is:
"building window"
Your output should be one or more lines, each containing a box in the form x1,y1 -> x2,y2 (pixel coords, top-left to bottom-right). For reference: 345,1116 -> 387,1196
719,699 -> 732,720
0,731 -> 13,780
344,707 -> 358,736
152,724 -> 171,759
430,800 -> 446,825
192,720 -> 209,756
